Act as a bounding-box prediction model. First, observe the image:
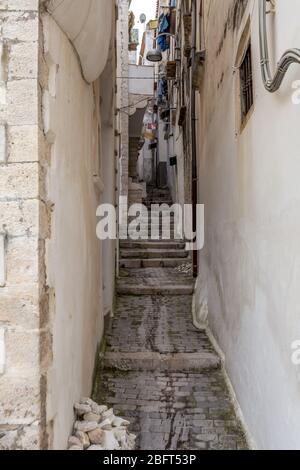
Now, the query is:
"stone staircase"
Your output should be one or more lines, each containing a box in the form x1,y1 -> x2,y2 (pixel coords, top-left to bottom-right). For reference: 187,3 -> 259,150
93,185 -> 248,450
119,186 -> 191,270
129,137 -> 140,180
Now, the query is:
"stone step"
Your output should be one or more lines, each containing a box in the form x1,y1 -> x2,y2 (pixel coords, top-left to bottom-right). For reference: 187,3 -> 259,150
137,217 -> 176,222
130,212 -> 176,216
144,201 -> 173,205
128,222 -> 176,228
145,193 -> 172,197
116,283 -> 194,296
119,258 -> 190,269
144,197 -> 173,201
120,241 -> 186,249
120,249 -> 188,259
127,229 -> 180,235
127,218 -> 176,225
103,351 -> 221,372
127,228 -> 178,235
124,237 -> 181,242
122,237 -> 185,242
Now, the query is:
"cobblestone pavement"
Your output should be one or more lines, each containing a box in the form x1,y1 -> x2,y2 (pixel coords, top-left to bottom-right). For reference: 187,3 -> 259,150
96,370 -> 247,450
94,189 -> 248,450
107,294 -> 214,354
117,268 -> 194,295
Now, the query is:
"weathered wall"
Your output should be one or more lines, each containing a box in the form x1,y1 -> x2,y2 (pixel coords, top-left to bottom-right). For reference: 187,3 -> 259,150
0,0 -> 48,450
0,0 -> 115,449
161,0 -> 193,208
197,0 -> 300,449
117,0 -> 130,198
100,38 -> 117,318
41,12 -> 112,449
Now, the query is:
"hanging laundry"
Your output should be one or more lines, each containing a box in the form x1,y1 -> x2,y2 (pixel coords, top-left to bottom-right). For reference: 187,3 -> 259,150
158,79 -> 168,100
157,13 -> 170,52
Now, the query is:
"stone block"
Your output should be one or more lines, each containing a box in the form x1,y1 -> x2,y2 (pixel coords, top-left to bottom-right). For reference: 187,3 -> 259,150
0,162 -> 39,199
8,42 -> 38,80
0,200 -> 37,236
2,12 -> 39,42
6,79 -> 38,126
5,328 -> 40,374
0,429 -> 19,450
0,199 -> 48,237
0,125 -> 6,162
0,375 -> 40,422
0,284 -> 39,329
15,423 -> 40,450
0,0 -> 39,10
0,423 -> 40,450
6,236 -> 39,285
7,125 -> 38,162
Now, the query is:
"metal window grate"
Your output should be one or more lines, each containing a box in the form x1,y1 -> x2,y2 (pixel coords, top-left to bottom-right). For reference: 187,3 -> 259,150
240,44 -> 254,124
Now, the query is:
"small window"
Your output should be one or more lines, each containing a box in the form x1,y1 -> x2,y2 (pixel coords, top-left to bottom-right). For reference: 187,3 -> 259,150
239,44 -> 253,124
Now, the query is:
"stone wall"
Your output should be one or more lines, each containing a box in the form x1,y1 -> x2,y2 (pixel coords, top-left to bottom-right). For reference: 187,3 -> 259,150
0,0 -> 116,450
0,0 -> 48,450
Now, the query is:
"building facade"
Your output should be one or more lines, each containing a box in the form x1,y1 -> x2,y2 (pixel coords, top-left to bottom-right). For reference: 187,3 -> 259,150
1,0 -> 300,452
144,0 -> 300,449
0,0 -> 117,450
195,0 -> 300,450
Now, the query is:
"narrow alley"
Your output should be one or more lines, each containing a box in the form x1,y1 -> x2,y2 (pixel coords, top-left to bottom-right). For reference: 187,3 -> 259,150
2,0 -> 300,454
94,186 -> 247,450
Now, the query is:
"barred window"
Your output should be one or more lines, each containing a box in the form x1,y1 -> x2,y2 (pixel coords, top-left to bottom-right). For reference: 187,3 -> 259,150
240,44 -> 254,124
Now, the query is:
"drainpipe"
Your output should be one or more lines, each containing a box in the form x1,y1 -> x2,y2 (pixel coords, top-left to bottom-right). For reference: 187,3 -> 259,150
259,0 -> 300,92
191,0 -> 198,278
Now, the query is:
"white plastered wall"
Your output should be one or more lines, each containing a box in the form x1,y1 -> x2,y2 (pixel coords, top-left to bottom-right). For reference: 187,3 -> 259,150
196,0 -> 300,449
42,14 -> 110,449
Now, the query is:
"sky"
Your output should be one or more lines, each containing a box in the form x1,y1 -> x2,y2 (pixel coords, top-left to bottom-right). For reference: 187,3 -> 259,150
130,0 -> 157,56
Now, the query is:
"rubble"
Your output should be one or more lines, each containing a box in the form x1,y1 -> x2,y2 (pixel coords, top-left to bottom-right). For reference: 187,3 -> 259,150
68,398 -> 136,451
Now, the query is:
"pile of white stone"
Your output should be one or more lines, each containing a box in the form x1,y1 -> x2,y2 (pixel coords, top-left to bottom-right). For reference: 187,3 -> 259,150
68,398 -> 136,450
174,262 -> 193,275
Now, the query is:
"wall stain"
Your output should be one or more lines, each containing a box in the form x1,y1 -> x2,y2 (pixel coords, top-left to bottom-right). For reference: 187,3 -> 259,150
216,0 -> 249,57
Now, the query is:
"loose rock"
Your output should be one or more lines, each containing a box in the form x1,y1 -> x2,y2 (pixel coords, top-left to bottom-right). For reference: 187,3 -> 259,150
174,262 -> 192,275
88,428 -> 104,445
68,436 -> 83,448
68,398 -> 136,450
74,403 -> 92,416
102,408 -> 114,420
96,405 -> 108,415
80,397 -> 94,406
75,431 -> 90,450
90,402 -> 108,415
113,428 -> 127,442
112,417 -> 130,427
101,430 -> 120,450
98,418 -> 113,430
74,421 -> 98,433
83,412 -> 101,423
